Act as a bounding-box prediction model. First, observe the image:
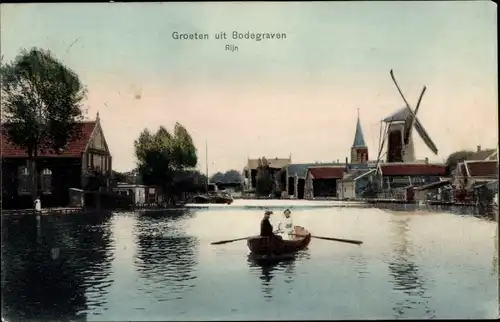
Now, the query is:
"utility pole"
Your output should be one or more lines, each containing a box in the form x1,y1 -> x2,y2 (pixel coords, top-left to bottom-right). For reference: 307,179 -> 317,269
205,140 -> 209,192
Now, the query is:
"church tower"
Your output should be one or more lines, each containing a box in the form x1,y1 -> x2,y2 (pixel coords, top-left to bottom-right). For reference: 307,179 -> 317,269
351,109 -> 369,164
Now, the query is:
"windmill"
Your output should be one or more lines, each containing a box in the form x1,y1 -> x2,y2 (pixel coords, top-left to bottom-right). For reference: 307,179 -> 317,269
374,70 -> 439,167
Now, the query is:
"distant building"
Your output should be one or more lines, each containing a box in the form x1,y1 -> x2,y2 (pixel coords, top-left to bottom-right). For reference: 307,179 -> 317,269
466,146 -> 497,161
243,156 -> 291,190
284,162 -> 345,199
351,111 -> 369,164
452,160 -> 498,191
304,166 -> 345,199
342,168 -> 377,199
376,162 -> 447,200
1,112 -> 112,209
113,183 -> 153,205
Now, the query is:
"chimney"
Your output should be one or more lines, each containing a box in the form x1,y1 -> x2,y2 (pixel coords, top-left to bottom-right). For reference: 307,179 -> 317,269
337,159 -> 339,163
477,145 -> 481,152
345,157 -> 348,165
425,157 -> 428,164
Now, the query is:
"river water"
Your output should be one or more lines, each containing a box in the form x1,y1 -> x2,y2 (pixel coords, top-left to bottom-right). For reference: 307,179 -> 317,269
1,200 -> 498,321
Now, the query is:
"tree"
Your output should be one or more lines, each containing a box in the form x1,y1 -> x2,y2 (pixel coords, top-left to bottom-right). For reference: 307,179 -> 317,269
1,48 -> 86,201
171,122 -> 197,171
210,172 -> 225,183
255,157 -> 274,197
173,170 -> 208,193
134,127 -> 174,194
111,170 -> 140,186
134,123 -> 198,199
111,171 -> 127,183
210,170 -> 243,184
224,170 -> 243,183
445,150 -> 475,176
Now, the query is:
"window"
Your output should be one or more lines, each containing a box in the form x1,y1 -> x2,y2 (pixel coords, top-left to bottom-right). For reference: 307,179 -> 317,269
100,155 -> 105,172
93,154 -> 100,170
17,166 -> 30,195
41,168 -> 52,194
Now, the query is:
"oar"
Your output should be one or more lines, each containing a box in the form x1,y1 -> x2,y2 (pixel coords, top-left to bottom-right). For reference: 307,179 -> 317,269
211,236 -> 250,245
292,234 -> 363,245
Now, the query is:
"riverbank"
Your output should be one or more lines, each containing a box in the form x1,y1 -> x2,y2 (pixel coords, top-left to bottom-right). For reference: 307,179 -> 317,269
2,207 -> 84,217
1,205 -> 188,217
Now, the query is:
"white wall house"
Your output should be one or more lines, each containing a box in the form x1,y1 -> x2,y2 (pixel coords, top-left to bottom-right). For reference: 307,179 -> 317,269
113,183 -> 150,205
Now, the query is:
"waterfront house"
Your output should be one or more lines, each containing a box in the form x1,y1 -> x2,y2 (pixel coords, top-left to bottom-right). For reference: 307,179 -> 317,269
414,178 -> 453,202
342,168 -> 377,199
376,162 -> 447,200
451,160 -> 498,202
304,166 -> 346,199
452,160 -> 498,189
1,112 -> 112,209
466,146 -> 497,161
113,183 -> 158,205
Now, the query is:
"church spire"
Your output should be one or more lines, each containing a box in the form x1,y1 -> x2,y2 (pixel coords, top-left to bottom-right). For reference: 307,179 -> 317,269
352,109 -> 367,148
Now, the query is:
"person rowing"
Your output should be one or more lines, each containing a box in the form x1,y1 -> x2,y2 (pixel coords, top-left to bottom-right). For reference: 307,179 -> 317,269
260,210 -> 282,241
277,208 -> 294,240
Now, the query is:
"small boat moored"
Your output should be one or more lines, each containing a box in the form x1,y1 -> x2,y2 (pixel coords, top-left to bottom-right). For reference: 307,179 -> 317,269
246,226 -> 311,256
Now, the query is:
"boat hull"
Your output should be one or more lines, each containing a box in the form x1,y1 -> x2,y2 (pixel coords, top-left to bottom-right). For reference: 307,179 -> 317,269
191,194 -> 233,205
246,226 -> 311,255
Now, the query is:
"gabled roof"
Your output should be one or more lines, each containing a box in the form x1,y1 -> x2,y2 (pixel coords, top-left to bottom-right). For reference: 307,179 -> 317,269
307,167 -> 345,179
1,121 -> 96,158
287,162 -> 344,179
352,116 -> 367,148
378,163 -> 446,176
246,157 -> 291,170
463,160 -> 498,178
466,149 -> 497,161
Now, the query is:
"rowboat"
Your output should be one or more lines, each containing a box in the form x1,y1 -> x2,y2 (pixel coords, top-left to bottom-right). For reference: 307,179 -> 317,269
190,192 -> 233,205
246,226 -> 311,256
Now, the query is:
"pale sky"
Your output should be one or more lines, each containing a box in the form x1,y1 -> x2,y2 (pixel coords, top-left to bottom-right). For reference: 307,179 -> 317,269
1,2 -> 497,174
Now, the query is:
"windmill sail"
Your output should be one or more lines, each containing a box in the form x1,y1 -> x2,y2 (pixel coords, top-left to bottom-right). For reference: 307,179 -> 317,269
413,117 -> 438,155
403,86 -> 426,145
389,69 -> 438,156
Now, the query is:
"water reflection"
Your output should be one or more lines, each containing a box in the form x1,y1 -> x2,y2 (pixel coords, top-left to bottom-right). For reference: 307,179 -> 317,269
1,212 -> 114,321
246,251 -> 310,300
133,210 -> 199,302
388,216 -> 435,319
373,203 -> 497,222
493,225 -> 498,276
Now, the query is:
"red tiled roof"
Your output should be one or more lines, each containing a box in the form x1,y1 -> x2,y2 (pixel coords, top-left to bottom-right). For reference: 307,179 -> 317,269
465,161 -> 498,178
308,167 -> 344,179
1,122 -> 96,158
379,163 -> 446,176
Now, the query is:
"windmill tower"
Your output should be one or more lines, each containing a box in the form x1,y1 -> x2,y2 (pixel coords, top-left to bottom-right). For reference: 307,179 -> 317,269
351,109 -> 369,164
376,70 -> 439,164
383,108 -> 416,162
